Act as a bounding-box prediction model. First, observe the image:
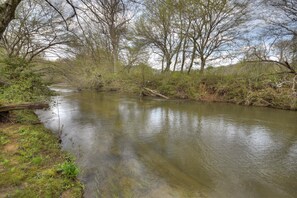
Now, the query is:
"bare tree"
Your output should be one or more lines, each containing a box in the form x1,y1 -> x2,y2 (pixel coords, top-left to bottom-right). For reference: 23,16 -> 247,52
135,0 -> 248,73
0,0 -> 77,40
185,0 -> 248,74
264,0 -> 297,37
121,34 -> 148,72
1,0 -> 74,62
249,0 -> 297,75
171,0 -> 192,72
135,0 -> 181,72
79,0 -> 132,73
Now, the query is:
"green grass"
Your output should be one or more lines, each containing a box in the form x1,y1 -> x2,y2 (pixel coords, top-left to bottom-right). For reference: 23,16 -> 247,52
0,111 -> 83,197
0,56 -> 83,197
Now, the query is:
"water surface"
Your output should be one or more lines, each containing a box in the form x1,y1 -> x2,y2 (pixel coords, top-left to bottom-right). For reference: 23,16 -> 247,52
36,88 -> 297,198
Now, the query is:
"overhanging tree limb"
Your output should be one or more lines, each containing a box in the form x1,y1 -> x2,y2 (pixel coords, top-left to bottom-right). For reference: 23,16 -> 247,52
0,0 -> 77,39
0,0 -> 22,38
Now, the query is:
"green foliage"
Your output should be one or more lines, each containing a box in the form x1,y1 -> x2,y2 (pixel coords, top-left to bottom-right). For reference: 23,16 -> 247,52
48,49 -> 119,90
1,58 -> 30,79
124,63 -> 155,86
155,72 -> 198,98
0,75 -> 50,103
0,57 -> 52,104
57,161 -> 80,180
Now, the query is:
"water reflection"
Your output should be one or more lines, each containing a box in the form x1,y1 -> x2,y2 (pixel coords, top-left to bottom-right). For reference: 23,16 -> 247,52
36,90 -> 297,198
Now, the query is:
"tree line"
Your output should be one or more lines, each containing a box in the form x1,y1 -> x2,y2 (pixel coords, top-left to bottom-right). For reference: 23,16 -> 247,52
0,0 -> 296,75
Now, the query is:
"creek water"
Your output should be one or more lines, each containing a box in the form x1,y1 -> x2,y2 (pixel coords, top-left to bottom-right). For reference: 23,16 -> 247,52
36,87 -> 297,198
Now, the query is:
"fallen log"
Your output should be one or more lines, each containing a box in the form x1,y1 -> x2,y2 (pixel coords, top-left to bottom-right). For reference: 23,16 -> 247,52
142,87 -> 169,99
0,103 -> 49,112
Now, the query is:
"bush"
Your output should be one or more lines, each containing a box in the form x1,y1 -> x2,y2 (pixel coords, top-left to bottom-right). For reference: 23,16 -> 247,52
0,57 -> 52,104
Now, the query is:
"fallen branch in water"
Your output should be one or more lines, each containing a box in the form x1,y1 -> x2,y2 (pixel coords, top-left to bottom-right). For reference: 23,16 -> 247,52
142,87 -> 169,99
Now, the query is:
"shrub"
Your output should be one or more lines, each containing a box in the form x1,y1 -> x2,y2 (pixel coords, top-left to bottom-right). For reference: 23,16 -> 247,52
0,57 -> 52,103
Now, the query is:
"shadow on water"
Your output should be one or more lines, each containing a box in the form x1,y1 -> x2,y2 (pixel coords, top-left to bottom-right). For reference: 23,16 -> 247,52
36,89 -> 297,198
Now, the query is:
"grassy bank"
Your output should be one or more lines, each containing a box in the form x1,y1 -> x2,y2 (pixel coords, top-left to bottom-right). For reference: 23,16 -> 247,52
56,61 -> 297,110
0,110 -> 83,197
0,57 -> 83,197
139,72 -> 297,110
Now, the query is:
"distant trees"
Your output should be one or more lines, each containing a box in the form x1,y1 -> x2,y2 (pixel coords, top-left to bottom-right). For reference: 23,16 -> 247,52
136,0 -> 248,73
186,0 -> 248,73
78,0 -> 133,73
0,0 -> 296,75
249,0 -> 297,74
135,0 -> 178,72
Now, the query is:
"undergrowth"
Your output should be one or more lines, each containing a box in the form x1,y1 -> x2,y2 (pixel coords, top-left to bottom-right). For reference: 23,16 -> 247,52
0,57 -> 52,105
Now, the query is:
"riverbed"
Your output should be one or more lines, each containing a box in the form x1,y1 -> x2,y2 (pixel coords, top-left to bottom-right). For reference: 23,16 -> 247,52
36,88 -> 297,198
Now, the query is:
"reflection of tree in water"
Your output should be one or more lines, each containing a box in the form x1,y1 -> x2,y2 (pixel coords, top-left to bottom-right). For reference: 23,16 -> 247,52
38,92 -> 297,197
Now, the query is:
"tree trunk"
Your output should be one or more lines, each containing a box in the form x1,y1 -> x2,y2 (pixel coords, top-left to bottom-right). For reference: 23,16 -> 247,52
173,39 -> 183,72
200,57 -> 206,74
164,57 -> 171,72
161,56 -> 164,72
181,22 -> 191,73
181,39 -> 188,73
188,41 -> 197,74
0,0 -> 22,38
111,41 -> 119,73
173,52 -> 179,72
0,103 -> 49,112
142,87 -> 169,99
112,51 -> 117,73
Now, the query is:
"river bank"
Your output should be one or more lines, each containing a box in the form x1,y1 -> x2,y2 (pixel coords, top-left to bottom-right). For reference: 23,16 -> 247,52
70,71 -> 297,111
0,110 -> 83,197
46,58 -> 297,111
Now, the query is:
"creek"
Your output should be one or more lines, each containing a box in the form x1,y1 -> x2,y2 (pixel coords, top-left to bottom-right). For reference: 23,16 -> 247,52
36,87 -> 297,198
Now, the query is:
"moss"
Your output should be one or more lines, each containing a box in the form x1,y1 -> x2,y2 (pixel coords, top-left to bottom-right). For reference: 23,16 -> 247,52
0,111 -> 83,197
